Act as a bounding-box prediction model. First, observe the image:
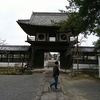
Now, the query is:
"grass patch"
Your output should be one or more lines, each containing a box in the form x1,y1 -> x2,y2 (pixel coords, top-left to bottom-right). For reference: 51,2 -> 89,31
0,66 -> 28,75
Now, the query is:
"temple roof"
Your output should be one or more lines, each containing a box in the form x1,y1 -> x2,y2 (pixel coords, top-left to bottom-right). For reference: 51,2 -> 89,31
0,45 -> 96,53
77,46 -> 95,52
17,12 -> 68,26
17,12 -> 69,36
0,45 -> 29,51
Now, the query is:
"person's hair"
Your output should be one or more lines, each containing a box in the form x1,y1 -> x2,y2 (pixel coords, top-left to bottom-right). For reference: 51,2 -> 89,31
55,61 -> 58,65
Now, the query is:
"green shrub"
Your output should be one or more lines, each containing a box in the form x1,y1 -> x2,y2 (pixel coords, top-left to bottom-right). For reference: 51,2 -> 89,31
10,72 -> 17,75
19,67 -> 25,73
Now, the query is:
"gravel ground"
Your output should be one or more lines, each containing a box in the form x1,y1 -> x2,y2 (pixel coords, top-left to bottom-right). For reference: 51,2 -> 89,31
0,73 -> 43,100
61,74 -> 100,100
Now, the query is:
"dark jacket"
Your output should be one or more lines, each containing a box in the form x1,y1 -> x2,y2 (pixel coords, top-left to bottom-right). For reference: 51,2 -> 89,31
53,65 -> 59,77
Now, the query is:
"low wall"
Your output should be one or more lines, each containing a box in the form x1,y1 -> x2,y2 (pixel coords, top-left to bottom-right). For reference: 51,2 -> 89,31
0,62 -> 26,67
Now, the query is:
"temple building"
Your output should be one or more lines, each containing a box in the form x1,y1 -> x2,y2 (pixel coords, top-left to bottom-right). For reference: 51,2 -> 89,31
0,12 -> 98,69
17,12 -> 73,69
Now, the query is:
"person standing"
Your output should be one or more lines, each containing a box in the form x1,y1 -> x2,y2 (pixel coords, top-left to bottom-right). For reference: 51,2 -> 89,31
49,61 -> 59,90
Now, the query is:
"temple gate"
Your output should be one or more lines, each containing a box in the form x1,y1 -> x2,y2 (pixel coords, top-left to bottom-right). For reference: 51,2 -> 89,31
17,12 -> 73,69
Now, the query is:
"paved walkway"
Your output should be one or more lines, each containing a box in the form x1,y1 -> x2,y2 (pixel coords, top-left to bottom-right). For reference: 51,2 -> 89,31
34,68 -> 69,100
0,73 -> 43,100
34,67 -> 100,100
60,74 -> 100,100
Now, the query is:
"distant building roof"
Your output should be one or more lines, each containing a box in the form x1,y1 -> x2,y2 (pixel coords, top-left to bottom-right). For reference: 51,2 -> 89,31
78,46 -> 94,52
0,45 -> 96,53
0,45 -> 30,52
17,12 -> 68,26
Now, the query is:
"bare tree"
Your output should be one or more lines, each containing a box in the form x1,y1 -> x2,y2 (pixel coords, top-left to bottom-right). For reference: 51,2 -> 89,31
0,38 -> 10,68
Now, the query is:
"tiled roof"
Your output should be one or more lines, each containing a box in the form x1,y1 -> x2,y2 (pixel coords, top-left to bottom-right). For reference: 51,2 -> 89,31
18,12 -> 68,26
0,45 -> 30,51
73,46 -> 95,52
0,45 -> 95,52
79,47 -> 94,52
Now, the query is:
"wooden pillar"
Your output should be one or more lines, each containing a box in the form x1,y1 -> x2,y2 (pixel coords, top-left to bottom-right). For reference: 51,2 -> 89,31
12,52 -> 14,62
60,51 -> 72,69
20,52 -> 21,62
0,54 -> 1,62
83,54 -> 84,63
1,54 -> 2,62
6,53 -> 9,62
23,52 -> 25,62
31,45 -> 34,69
34,50 -> 44,68
98,54 -> 100,78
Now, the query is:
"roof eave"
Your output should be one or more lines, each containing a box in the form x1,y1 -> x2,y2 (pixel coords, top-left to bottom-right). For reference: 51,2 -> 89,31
17,21 -> 60,36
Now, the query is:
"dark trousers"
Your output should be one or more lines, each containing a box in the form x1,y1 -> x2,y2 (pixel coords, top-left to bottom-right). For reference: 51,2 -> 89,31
50,76 -> 58,89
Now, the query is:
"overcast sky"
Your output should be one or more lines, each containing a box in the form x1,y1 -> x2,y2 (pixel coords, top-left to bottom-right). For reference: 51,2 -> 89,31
0,0 -> 98,46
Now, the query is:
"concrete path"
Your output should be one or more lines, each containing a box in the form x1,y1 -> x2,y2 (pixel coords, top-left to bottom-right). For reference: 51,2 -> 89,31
60,73 -> 100,100
0,73 -> 43,100
35,69 -> 69,100
33,67 -> 100,100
